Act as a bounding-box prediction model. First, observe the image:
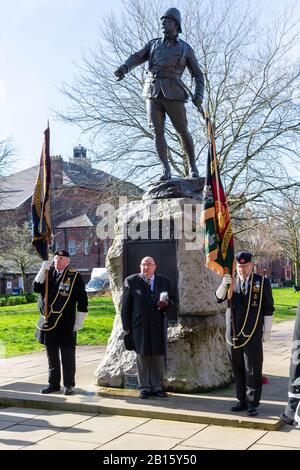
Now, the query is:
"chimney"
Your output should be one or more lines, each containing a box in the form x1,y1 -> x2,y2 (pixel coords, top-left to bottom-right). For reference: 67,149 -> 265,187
69,145 -> 91,167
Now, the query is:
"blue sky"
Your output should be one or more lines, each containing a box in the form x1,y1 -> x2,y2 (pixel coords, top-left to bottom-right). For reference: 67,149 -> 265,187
0,0 -> 299,174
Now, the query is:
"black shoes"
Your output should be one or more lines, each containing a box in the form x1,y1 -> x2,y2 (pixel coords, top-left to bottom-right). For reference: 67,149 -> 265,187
152,390 -> 168,398
231,402 -> 258,416
231,402 -> 248,412
280,412 -> 295,426
247,406 -> 258,417
139,390 -> 168,399
41,385 -> 74,395
139,390 -> 151,399
41,385 -> 60,394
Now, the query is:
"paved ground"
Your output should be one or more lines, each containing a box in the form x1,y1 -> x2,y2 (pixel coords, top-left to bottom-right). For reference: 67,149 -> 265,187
0,321 -> 299,450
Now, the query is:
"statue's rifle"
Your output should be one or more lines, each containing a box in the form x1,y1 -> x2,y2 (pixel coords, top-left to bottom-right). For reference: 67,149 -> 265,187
181,81 -> 206,121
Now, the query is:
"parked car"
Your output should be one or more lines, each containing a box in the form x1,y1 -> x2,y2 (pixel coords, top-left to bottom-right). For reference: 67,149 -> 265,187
85,268 -> 110,295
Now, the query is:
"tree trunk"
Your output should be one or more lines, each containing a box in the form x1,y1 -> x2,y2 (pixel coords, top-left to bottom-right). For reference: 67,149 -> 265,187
296,260 -> 299,287
21,267 -> 27,295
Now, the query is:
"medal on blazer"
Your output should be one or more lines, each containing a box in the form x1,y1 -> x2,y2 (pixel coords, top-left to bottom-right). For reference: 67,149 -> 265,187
37,269 -> 78,331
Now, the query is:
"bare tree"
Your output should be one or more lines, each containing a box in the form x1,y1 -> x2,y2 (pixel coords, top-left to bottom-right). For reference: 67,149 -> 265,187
233,208 -> 282,259
266,192 -> 300,285
0,137 -> 15,181
0,137 -> 16,246
58,0 -> 300,210
0,224 -> 40,294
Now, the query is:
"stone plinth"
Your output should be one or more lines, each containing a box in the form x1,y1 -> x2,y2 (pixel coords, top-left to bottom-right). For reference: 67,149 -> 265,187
95,196 -> 232,391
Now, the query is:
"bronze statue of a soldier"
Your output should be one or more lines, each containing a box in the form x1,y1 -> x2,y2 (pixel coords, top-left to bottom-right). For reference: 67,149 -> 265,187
115,7 -> 204,181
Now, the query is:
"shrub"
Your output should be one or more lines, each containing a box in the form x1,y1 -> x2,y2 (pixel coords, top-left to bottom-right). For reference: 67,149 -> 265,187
0,293 -> 38,306
25,293 -> 38,303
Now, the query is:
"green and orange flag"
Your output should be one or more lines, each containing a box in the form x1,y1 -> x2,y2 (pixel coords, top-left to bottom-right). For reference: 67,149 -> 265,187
200,119 -> 235,280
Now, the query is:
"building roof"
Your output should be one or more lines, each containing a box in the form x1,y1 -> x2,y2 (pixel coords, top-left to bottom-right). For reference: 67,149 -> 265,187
0,158 -> 142,211
56,214 -> 93,229
0,165 -> 39,210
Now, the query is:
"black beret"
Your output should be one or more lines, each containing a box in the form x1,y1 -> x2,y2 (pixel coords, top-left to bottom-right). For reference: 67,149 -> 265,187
123,333 -> 135,351
236,251 -> 252,264
53,249 -> 70,257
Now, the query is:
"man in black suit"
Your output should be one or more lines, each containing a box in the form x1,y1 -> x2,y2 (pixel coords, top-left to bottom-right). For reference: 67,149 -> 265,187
216,251 -> 274,416
121,256 -> 174,398
280,301 -> 300,426
33,250 -> 88,395
114,7 -> 204,181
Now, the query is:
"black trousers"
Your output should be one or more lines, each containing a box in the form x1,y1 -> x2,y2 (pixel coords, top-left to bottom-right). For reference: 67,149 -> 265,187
227,339 -> 263,407
46,343 -> 76,388
284,311 -> 300,420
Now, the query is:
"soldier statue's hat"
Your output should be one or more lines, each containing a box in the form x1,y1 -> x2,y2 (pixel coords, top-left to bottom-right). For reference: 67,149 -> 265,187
160,7 -> 182,33
236,251 -> 252,265
53,249 -> 70,257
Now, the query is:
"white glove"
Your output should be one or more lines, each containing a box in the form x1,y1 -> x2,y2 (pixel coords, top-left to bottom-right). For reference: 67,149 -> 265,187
216,274 -> 232,300
42,260 -> 52,270
263,316 -> 273,342
73,311 -> 88,332
34,260 -> 52,283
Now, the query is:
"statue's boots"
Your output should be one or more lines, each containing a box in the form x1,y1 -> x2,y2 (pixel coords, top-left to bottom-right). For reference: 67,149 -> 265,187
159,161 -> 171,181
188,155 -> 199,178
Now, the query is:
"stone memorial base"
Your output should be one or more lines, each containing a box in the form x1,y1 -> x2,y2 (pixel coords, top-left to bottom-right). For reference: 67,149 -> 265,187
95,189 -> 232,392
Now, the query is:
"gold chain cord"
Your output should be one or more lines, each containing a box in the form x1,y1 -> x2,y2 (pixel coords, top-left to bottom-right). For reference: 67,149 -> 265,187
36,270 -> 78,332
226,274 -> 265,349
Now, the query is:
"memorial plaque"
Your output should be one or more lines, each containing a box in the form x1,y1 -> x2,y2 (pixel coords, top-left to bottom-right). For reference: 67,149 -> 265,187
124,374 -> 138,389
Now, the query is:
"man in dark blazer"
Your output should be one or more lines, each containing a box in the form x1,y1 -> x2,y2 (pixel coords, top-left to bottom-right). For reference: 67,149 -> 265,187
114,7 -> 204,181
33,249 -> 88,395
121,256 -> 174,399
216,251 -> 274,416
280,300 -> 300,426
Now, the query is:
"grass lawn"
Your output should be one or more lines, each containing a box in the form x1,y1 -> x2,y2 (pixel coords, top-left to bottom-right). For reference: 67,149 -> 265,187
0,296 -> 115,357
0,288 -> 299,357
272,288 -> 300,322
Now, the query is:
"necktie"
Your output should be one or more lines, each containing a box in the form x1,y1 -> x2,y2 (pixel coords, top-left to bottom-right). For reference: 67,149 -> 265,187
241,279 -> 246,295
145,277 -> 152,291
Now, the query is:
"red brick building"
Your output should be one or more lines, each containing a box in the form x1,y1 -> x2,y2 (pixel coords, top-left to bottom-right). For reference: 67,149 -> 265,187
256,257 -> 292,285
0,147 -> 142,293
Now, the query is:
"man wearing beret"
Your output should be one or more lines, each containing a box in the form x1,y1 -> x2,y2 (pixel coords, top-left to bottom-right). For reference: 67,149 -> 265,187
33,250 -> 88,395
216,251 -> 274,416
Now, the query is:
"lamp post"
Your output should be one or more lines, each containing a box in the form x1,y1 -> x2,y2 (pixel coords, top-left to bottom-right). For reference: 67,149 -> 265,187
94,240 -> 101,267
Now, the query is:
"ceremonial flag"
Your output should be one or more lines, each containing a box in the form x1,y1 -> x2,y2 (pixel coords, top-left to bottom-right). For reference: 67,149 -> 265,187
31,126 -> 51,260
200,120 -> 235,279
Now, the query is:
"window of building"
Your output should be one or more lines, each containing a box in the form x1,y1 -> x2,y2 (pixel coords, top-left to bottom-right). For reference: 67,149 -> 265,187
68,239 -> 77,255
84,240 -> 89,255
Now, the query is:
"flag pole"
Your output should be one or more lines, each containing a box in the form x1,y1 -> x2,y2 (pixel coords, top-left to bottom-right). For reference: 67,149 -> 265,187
31,124 -> 51,327
44,271 -> 49,327
44,123 -> 51,327
198,101 -> 238,346
181,81 -> 224,229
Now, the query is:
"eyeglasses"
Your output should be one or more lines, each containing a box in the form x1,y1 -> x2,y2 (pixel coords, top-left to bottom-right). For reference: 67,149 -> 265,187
140,263 -> 155,267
